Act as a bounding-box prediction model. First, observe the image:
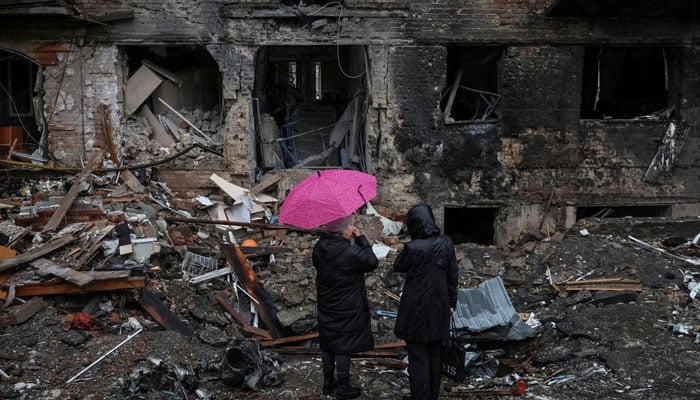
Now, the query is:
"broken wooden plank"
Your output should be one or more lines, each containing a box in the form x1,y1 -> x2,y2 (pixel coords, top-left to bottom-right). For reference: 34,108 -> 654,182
261,331 -> 319,347
84,270 -> 132,280
0,276 -> 145,299
164,216 -> 305,232
43,150 -> 104,233
0,235 -> 75,272
120,169 -> 145,194
30,258 -> 95,287
75,224 -> 116,269
249,173 -> 282,196
222,244 -> 285,339
140,104 -> 175,147
141,60 -> 180,86
565,277 -> 642,292
98,105 -> 119,165
210,173 -> 248,200
0,246 -> 17,261
215,294 -> 273,340
0,297 -> 44,326
138,288 -> 193,336
124,65 -> 164,117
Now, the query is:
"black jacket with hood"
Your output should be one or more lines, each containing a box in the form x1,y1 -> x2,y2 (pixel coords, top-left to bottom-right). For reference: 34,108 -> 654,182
393,204 -> 458,343
313,233 -> 378,354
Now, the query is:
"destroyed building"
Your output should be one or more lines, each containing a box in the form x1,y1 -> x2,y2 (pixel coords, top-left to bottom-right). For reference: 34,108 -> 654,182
0,0 -> 698,248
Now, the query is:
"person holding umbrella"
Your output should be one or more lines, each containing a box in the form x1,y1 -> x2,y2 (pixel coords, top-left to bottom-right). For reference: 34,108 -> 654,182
312,214 -> 378,399
393,204 -> 458,400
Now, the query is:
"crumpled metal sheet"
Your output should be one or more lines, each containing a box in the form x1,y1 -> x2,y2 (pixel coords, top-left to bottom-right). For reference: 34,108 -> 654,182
452,276 -> 535,341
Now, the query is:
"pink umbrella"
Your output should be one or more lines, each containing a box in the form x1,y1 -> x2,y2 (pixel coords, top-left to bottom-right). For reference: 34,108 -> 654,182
279,169 -> 377,229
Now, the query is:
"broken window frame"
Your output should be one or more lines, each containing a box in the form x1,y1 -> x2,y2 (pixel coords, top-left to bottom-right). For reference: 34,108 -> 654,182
441,47 -> 503,125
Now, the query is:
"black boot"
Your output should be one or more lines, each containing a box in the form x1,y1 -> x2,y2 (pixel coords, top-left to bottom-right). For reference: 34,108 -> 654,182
322,373 -> 337,395
336,377 -> 361,399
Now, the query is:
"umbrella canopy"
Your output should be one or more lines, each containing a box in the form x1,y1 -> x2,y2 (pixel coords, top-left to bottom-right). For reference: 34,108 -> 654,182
279,169 -> 377,229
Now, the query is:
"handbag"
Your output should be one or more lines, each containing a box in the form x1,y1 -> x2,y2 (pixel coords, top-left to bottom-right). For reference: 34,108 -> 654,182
441,317 -> 467,382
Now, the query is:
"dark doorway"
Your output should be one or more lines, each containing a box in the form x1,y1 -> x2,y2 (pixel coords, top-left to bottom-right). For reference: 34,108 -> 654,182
444,207 -> 498,245
576,205 -> 671,220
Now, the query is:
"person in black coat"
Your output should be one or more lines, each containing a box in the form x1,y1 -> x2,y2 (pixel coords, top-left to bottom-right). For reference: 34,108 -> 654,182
313,214 -> 379,399
393,204 -> 458,400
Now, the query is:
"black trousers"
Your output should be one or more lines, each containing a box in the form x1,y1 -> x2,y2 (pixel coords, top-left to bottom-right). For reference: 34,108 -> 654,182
321,348 -> 351,380
406,340 -> 443,400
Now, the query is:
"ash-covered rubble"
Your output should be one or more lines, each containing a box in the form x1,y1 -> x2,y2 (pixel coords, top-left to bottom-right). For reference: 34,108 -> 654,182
0,165 -> 700,399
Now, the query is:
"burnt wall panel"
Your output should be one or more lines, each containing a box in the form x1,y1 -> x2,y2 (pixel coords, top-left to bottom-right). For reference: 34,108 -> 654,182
392,45 -> 445,164
501,46 -> 583,134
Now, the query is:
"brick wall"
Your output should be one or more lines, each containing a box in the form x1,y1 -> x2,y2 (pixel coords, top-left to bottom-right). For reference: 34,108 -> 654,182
44,44 -> 121,165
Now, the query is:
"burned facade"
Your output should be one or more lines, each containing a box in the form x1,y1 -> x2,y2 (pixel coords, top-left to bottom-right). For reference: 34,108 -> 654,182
0,0 -> 698,246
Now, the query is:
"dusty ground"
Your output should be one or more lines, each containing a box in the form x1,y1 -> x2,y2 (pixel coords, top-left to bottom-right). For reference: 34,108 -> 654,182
1,216 -> 700,400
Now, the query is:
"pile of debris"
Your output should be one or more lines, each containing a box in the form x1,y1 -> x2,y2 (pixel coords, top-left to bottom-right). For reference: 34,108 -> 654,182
1,160 -> 700,399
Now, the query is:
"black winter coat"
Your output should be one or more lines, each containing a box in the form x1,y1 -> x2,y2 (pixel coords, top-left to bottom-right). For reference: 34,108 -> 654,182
313,233 -> 378,354
393,205 -> 458,343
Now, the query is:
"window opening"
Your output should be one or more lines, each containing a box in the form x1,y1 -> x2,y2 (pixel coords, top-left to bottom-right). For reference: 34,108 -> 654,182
0,50 -> 41,160
254,45 -> 367,171
121,46 -> 223,158
441,47 -> 502,124
444,207 -> 498,245
581,47 -> 670,119
576,205 -> 670,220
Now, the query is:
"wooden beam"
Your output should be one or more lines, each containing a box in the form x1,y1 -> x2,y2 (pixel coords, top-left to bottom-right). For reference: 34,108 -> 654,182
31,258 -> 95,287
140,104 -> 175,147
261,332 -> 319,347
223,244 -> 285,339
163,216 -> 312,232
249,174 -> 281,196
6,227 -> 31,249
443,69 -> 463,124
43,150 -> 104,233
0,235 -> 75,272
565,278 -> 642,292
138,289 -> 193,336
0,276 -> 145,299
215,294 -> 272,340
0,297 -> 44,326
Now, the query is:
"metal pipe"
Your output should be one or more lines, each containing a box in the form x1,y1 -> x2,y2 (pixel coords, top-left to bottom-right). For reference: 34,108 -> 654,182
66,328 -> 143,384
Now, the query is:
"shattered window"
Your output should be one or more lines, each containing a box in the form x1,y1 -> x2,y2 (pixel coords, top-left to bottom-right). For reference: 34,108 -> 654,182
581,47 -> 671,119
441,46 -> 502,124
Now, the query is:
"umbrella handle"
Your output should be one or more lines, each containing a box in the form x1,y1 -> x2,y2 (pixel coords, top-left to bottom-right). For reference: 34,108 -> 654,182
358,185 -> 367,204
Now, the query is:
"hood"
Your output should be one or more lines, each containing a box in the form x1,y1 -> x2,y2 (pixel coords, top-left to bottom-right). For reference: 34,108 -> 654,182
406,204 -> 440,239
